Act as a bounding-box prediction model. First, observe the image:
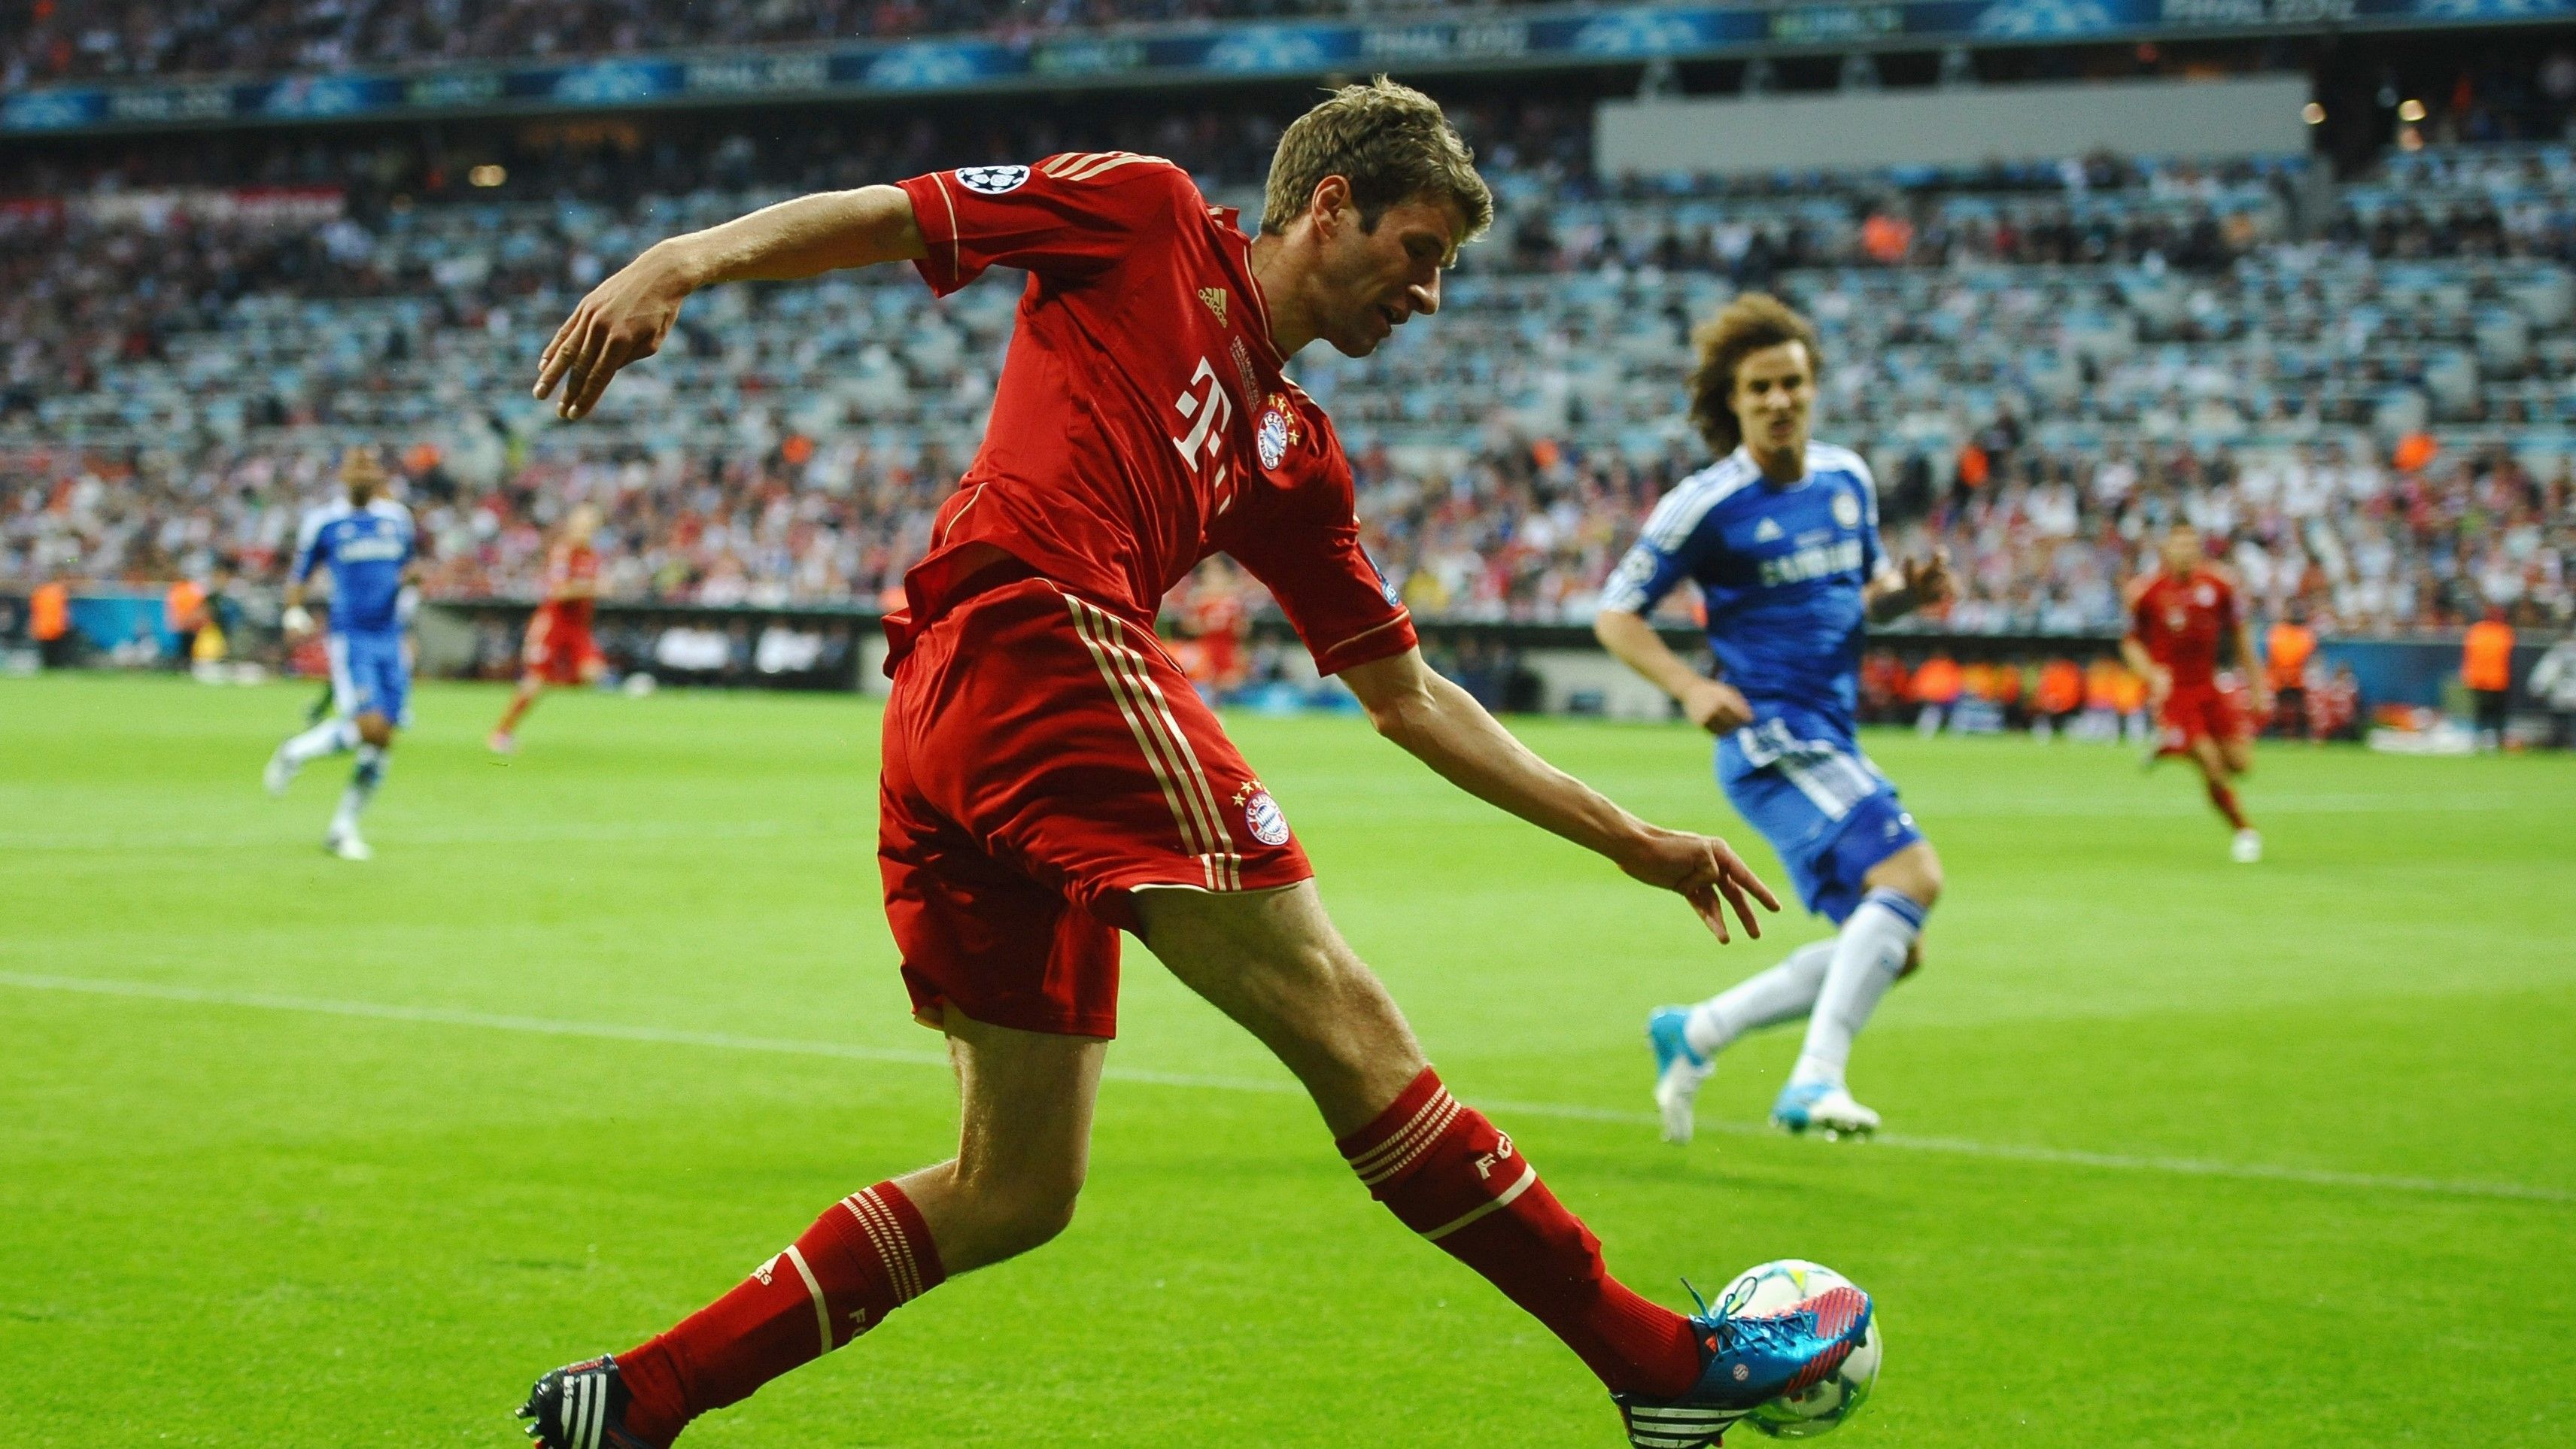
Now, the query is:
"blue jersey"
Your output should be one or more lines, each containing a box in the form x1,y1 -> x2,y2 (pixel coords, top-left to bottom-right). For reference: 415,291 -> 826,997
293,498 -> 415,635
1600,442 -> 1885,726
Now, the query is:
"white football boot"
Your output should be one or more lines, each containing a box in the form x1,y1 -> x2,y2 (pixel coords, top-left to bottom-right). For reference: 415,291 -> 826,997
1647,1007 -> 1713,1145
1772,1080 -> 1882,1139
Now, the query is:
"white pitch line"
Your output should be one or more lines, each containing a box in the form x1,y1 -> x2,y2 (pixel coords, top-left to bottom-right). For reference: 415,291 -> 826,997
4,971 -> 2567,1208
0,819 -> 806,853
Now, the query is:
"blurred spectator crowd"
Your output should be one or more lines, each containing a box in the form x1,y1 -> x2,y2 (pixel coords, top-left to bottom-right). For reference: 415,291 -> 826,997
3,0 -> 1521,87
5,105 -> 2575,642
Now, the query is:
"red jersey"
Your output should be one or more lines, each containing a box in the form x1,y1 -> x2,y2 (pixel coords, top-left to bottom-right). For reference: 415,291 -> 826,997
2129,567 -> 2237,688
888,153 -> 1414,676
539,542 -> 598,628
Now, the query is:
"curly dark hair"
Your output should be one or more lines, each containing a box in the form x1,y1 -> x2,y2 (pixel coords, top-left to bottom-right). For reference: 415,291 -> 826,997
1687,293 -> 1822,455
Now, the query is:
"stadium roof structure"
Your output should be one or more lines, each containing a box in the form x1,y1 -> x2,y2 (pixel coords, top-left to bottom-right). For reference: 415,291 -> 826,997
7,0 -> 2572,138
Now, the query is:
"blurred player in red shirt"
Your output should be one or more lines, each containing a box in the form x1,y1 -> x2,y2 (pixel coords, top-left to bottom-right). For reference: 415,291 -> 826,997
513,80 -> 1851,1449
488,503 -> 604,753
2122,524 -> 2271,861
1174,556 -> 1254,694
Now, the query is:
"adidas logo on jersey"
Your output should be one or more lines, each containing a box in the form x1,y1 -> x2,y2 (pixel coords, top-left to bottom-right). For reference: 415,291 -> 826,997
1199,287 -> 1228,325
1753,518 -> 1785,542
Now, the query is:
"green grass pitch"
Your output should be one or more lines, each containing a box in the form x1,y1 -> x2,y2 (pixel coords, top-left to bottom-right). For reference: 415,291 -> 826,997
5,672 -> 2573,1446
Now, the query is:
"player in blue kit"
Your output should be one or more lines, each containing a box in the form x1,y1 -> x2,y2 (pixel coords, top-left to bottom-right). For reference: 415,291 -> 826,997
263,446 -> 418,861
1596,294 -> 1953,1142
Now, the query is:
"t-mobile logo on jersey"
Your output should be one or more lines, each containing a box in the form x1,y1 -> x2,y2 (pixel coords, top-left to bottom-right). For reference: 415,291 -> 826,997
1169,356 -> 1235,477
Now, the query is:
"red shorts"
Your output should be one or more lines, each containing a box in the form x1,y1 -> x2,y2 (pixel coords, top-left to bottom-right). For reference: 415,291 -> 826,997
2157,683 -> 2246,751
523,608 -> 603,685
879,577 -> 1313,1039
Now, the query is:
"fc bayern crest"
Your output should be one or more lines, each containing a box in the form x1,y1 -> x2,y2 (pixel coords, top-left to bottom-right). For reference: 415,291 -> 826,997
1241,788 -> 1291,846
1832,490 -> 1863,528
1256,393 -> 1302,470
956,164 -> 1029,195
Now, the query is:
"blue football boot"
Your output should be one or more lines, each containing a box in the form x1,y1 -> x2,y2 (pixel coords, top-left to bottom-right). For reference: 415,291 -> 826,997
1770,1079 -> 1881,1138
1612,1281 -> 1874,1447
1648,1007 -> 1713,1145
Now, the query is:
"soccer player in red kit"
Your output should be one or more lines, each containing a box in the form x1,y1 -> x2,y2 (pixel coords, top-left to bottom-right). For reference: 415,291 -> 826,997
489,503 -> 606,754
2123,523 -> 2271,862
515,80 -> 1867,1449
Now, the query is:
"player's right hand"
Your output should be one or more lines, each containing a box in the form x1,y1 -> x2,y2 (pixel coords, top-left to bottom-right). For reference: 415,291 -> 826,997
1681,678 -> 1754,735
534,247 -> 693,422
1616,825 -> 1780,944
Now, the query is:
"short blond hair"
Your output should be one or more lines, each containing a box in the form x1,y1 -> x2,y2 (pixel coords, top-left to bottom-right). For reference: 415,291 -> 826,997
1260,76 -> 1493,245
1687,293 -> 1822,455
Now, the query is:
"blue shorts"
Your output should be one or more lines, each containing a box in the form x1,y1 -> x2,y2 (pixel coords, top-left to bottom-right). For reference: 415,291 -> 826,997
328,629 -> 411,726
1718,714 -> 1922,925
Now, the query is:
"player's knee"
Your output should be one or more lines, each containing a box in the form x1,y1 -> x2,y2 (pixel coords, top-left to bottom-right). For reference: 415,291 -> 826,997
980,1174 -> 1083,1258
356,714 -> 394,747
1876,846 -> 1942,909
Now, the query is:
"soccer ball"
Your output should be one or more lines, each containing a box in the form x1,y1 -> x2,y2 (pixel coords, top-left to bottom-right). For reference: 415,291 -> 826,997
1721,1259 -> 1882,1438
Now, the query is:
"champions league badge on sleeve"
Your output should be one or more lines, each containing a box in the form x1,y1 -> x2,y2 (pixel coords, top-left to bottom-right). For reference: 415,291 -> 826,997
1234,782 -> 1292,847
1833,489 -> 1863,528
955,164 -> 1029,195
1256,393 -> 1302,470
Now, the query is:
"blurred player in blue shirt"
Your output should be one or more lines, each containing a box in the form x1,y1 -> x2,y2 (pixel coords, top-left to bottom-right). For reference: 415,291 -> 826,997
1596,294 -> 1953,1143
263,446 -> 418,860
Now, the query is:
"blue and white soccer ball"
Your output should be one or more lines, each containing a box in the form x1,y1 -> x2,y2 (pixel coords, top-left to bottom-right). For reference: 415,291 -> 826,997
1722,1259 -> 1882,1438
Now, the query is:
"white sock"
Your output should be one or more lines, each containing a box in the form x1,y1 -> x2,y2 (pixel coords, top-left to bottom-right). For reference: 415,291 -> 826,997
1789,889 -> 1929,1089
281,717 -> 357,765
1685,940 -> 1833,1057
332,745 -> 387,836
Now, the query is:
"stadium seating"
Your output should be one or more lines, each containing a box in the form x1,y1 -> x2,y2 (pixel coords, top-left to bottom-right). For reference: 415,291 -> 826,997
1,0 -> 1493,86
5,121 -> 2573,639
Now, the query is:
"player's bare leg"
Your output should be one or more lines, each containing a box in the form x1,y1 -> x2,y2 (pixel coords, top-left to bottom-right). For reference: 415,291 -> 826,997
491,674 -> 546,753
1134,882 -> 1420,1129
1137,881 -> 1865,1444
527,1009 -> 1103,1447
2188,734 -> 2260,861
890,1008 -> 1104,1272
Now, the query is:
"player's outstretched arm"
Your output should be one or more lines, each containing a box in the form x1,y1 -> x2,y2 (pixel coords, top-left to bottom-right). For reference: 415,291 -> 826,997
1593,606 -> 1751,734
2233,611 -> 2272,715
2119,632 -> 2170,706
1341,647 -> 1778,941
534,185 -> 928,421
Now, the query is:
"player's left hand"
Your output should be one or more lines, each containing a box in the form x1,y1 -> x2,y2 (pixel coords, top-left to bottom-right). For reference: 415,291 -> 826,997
1902,548 -> 1955,609
534,247 -> 693,422
1616,825 -> 1781,943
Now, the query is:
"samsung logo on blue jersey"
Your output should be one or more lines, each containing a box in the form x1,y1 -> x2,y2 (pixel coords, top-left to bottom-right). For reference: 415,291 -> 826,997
1759,538 -> 1865,587
335,536 -> 408,562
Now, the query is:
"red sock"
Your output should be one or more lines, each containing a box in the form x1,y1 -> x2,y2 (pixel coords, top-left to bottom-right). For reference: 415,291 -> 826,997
1338,1068 -> 1699,1398
2207,779 -> 2249,830
615,1182 -> 945,1442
